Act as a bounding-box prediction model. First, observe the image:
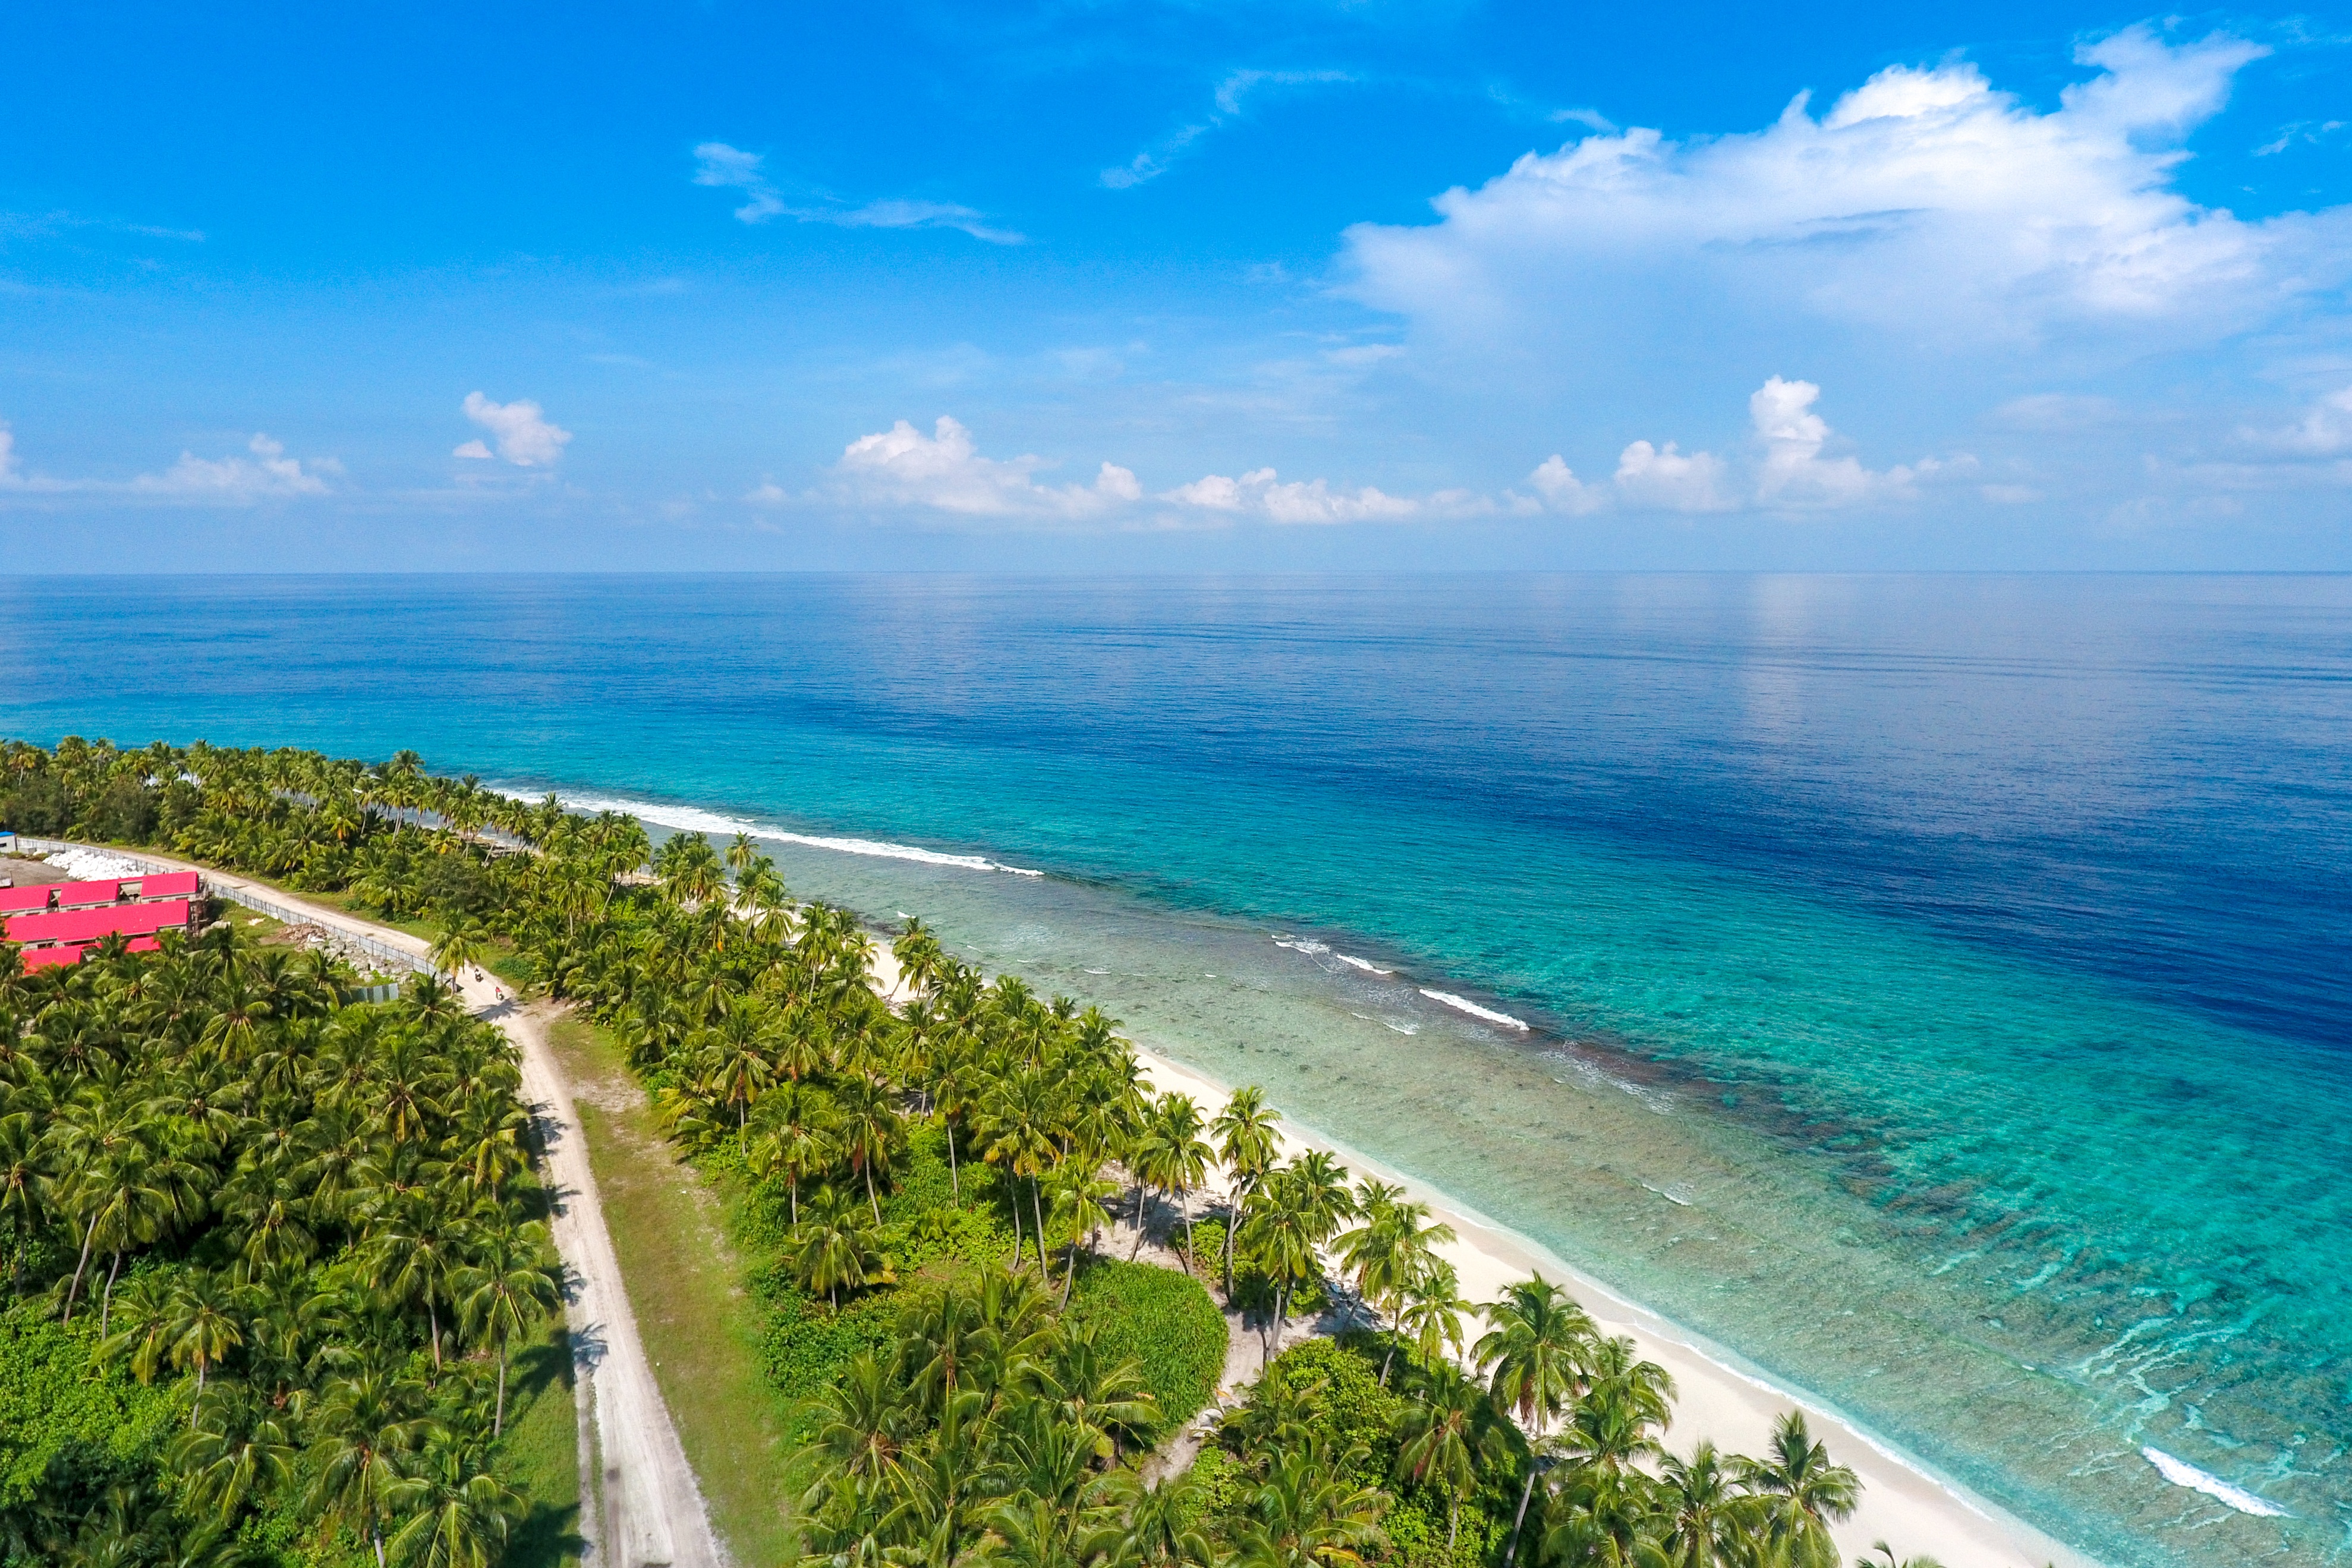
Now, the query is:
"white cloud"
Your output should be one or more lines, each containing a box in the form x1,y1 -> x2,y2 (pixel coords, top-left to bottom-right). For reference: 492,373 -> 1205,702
1612,440 -> 1731,512
458,392 -> 571,467
1345,27 -> 2343,356
0,424 -> 334,504
2257,385 -> 2352,455
1528,454 -> 1604,514
1103,70 -> 1355,189
1158,466 -> 1417,524
692,143 -> 1023,244
1750,376 -> 1923,508
828,416 -> 1140,521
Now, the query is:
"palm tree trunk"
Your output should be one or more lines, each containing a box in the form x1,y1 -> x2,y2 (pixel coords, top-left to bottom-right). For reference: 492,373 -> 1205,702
1009,1185 -> 1022,1267
495,1342 -> 509,1436
1131,1186 -> 1150,1261
1181,1192 -> 1197,1277
1061,1244 -> 1077,1309
1503,1467 -> 1538,1568
428,1299 -> 443,1371
789,1173 -> 799,1226
1029,1180 -> 1047,1267
99,1251 -> 122,1337
945,1120 -> 959,1199
1448,1497 -> 1459,1551
1381,1301 -> 1402,1386
62,1217 -> 97,1323
864,1163 -> 881,1225
372,1527 -> 386,1568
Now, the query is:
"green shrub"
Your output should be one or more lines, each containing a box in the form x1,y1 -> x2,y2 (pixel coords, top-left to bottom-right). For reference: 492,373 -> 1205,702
1067,1259 -> 1228,1432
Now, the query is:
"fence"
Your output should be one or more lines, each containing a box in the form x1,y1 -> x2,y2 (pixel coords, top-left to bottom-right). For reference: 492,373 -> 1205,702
14,837 -> 434,978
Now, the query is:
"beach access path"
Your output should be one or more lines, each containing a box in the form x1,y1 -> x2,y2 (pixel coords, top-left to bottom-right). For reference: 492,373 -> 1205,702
46,847 -> 725,1568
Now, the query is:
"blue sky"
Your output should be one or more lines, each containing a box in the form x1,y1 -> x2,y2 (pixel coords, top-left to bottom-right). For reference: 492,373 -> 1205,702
4,2 -> 2350,570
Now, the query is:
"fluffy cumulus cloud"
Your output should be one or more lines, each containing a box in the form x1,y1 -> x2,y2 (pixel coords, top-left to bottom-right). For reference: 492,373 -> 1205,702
1158,467 -> 1418,524
1524,377 -> 1941,515
692,144 -> 1023,244
2259,386 -> 2352,456
821,416 -> 1141,521
456,392 -> 571,467
0,422 -> 334,505
1345,27 -> 2339,355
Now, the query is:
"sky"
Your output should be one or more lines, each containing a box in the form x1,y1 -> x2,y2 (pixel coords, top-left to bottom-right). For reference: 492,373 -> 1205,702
4,2 -> 2350,571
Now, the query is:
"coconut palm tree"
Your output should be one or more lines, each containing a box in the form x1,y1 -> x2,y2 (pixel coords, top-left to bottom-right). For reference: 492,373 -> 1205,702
788,1185 -> 893,1309
303,1368 -> 435,1568
1336,1183 -> 1457,1384
748,1079 -> 838,1224
1211,1087 -> 1282,1296
1736,1412 -> 1860,1568
453,1222 -> 561,1435
1394,1369 -> 1487,1551
384,1441 -> 524,1568
1478,1274 -> 1598,1567
1400,1258 -> 1475,1374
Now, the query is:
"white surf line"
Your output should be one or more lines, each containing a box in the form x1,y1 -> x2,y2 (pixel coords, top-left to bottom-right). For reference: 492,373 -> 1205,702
1271,934 -> 1394,976
496,786 -> 1044,877
2141,1447 -> 2291,1517
1419,987 -> 1531,1030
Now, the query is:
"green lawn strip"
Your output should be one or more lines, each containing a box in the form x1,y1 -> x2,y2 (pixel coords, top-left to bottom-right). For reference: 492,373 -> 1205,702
543,1015 -> 796,1568
495,1317 -> 587,1568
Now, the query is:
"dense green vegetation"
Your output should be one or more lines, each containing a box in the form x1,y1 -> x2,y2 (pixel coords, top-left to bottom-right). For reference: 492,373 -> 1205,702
3,737 -> 1949,1568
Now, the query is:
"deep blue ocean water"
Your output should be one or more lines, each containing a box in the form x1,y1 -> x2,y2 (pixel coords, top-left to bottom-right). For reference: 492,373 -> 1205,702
4,573 -> 2347,1565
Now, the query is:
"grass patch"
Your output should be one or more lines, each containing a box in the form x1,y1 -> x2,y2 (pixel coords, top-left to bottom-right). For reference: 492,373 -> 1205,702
543,1014 -> 796,1568
495,1320 -> 587,1568
1068,1259 -> 1227,1432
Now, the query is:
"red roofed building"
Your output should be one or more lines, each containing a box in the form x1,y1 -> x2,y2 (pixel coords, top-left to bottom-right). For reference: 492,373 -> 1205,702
2,870 -> 204,969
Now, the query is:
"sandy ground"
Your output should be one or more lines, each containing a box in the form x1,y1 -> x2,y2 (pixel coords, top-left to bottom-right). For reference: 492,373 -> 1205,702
65,848 -> 726,1568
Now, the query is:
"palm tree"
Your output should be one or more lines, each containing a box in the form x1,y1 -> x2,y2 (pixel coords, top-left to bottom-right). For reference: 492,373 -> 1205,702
832,1075 -> 901,1224
1737,1412 -> 1860,1568
1853,1544 -> 1947,1568
1211,1087 -> 1282,1296
1103,1469 -> 1216,1568
748,1080 -> 837,1224
1335,1183 -> 1456,1384
1239,1168 -> 1323,1365
1394,1369 -> 1485,1550
1045,1159 -> 1121,1305
1658,1441 -> 1754,1568
1141,1094 -> 1213,1273
453,1223 -> 561,1435
788,1185 -> 893,1309
168,1407 -> 296,1524
304,1368 -> 434,1568
156,1272 -> 250,1417
428,922 -> 490,983
384,1441 -> 524,1568
1399,1259 -> 1475,1374
1229,1443 -> 1387,1568
1477,1274 -> 1597,1567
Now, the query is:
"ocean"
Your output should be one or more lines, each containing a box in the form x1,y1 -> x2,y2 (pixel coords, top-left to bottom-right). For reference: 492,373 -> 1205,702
4,572 -> 2347,1566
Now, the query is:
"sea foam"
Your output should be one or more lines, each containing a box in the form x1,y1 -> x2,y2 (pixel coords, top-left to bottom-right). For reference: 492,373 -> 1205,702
498,789 -> 1044,877
1419,988 -> 1531,1030
2142,1449 -> 2290,1517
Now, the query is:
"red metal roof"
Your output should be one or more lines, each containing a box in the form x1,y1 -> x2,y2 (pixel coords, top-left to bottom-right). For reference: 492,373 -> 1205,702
16,934 -> 162,971
53,878 -> 131,909
121,871 -> 199,901
0,885 -> 53,915
3,899 -> 193,948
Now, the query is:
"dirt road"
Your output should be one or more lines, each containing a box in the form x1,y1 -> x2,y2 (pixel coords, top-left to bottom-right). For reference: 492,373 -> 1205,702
48,847 -> 726,1568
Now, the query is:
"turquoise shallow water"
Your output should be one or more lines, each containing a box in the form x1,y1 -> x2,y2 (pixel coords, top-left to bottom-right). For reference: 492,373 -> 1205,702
4,573 -> 2348,1565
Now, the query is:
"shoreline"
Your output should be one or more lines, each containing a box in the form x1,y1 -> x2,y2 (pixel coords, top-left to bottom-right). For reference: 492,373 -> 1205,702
1125,1038 -> 2093,1568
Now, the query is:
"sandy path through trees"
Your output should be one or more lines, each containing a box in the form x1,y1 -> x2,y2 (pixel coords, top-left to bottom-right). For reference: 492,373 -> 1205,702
78,849 -> 728,1568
